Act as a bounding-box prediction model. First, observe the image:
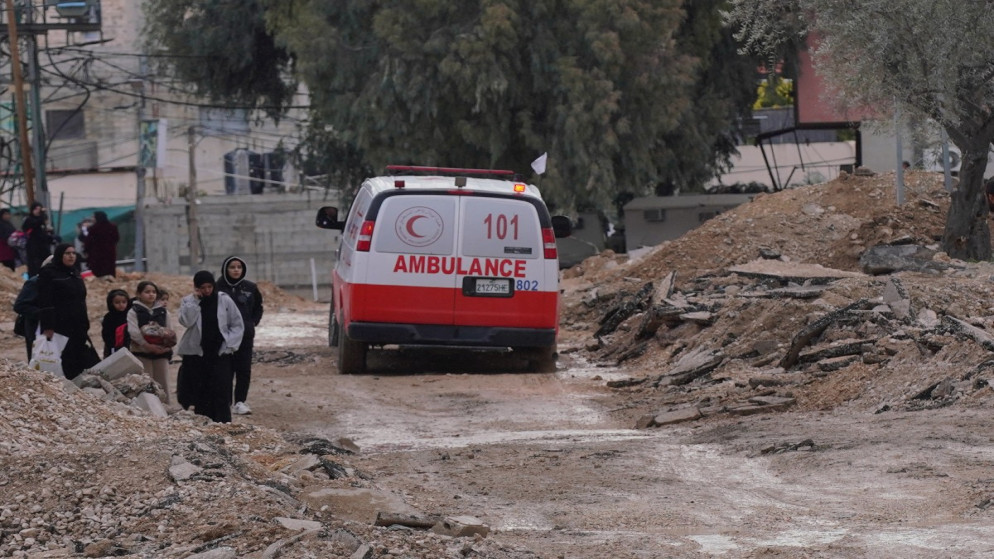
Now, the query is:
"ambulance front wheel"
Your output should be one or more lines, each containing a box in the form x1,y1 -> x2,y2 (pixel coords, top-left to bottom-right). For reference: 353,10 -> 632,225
337,330 -> 367,374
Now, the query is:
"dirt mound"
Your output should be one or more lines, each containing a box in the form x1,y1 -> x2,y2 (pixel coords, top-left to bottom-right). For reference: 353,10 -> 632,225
560,171 -> 994,423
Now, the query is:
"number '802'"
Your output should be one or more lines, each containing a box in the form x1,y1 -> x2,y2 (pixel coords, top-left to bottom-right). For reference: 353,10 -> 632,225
516,279 -> 538,291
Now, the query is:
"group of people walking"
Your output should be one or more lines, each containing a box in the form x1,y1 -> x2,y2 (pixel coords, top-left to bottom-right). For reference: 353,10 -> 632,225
1,202 -> 119,277
15,244 -> 264,423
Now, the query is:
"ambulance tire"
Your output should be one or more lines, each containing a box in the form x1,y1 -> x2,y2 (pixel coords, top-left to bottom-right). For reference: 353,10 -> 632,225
525,345 -> 557,373
337,330 -> 367,374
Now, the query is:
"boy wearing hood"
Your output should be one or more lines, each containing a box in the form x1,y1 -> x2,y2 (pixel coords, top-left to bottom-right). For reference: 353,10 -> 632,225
177,270 -> 244,423
216,255 -> 264,415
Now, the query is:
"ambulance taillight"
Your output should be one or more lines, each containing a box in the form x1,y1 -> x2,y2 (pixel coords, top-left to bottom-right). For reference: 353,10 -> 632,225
356,220 -> 375,252
542,228 -> 557,259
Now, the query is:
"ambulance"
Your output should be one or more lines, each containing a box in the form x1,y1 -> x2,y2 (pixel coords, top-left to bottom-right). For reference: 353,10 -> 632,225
315,166 -> 572,374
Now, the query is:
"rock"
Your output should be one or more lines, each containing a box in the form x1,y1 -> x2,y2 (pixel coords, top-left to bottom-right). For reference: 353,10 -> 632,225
301,487 -> 418,524
817,355 -> 860,372
859,244 -> 947,275
431,515 -> 490,538
132,392 -> 168,418
168,455 -> 202,482
187,548 -> 237,559
651,407 -> 702,427
274,517 -> 323,531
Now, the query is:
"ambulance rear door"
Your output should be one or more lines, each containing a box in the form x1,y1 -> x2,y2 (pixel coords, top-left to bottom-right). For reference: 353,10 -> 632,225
363,193 -> 459,326
454,195 -> 557,329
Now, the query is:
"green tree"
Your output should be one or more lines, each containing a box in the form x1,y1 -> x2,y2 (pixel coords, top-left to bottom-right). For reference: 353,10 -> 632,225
146,1 -> 760,212
726,0 -> 994,260
143,0 -> 296,118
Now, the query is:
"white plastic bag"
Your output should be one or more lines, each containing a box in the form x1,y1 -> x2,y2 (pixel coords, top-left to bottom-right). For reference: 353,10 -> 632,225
29,332 -> 68,378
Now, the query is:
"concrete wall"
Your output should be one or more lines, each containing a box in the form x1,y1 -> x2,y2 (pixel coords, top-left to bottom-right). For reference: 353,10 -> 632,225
710,142 -> 856,189
623,194 -> 754,250
144,192 -> 343,290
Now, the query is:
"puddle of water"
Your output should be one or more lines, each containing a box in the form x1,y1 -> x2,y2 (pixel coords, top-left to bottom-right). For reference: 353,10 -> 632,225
355,428 -> 652,453
560,354 -> 631,382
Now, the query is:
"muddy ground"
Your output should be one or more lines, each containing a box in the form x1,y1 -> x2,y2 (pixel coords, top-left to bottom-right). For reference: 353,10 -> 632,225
3,170 -> 994,557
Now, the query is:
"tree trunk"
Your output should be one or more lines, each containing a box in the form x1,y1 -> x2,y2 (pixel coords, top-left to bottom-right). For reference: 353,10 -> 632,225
942,140 -> 992,261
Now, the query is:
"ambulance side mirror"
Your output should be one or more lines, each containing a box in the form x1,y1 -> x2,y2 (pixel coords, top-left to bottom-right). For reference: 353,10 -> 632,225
315,206 -> 344,230
551,215 -> 572,238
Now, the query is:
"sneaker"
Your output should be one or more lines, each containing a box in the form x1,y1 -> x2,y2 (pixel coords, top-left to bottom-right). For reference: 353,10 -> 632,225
233,401 -> 252,415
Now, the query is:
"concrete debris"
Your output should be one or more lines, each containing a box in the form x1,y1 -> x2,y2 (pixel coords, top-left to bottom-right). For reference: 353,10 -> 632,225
132,392 -> 168,418
593,249 -> 994,427
637,406 -> 702,429
859,244 -> 952,275
274,517 -> 322,531
431,515 -> 490,538
168,455 -> 203,482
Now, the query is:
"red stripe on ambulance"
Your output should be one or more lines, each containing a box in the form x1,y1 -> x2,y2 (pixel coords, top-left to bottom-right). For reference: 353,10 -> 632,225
347,283 -> 557,328
393,255 -> 527,278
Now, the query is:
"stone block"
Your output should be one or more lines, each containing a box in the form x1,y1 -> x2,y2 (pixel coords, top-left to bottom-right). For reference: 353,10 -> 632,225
132,392 -> 168,418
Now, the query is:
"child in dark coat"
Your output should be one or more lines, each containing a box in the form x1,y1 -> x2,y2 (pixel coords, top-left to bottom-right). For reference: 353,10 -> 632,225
101,289 -> 131,358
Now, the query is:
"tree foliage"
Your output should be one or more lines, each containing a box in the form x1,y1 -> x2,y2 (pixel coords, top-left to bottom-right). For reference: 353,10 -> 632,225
145,1 -> 759,212
726,0 -> 994,260
142,0 -> 296,118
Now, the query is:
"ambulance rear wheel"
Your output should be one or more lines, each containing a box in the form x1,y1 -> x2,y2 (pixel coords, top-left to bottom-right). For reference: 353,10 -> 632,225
525,345 -> 557,373
337,330 -> 367,374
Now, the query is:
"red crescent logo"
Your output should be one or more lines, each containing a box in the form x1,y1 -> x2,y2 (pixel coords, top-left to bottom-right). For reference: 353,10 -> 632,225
405,215 -> 426,238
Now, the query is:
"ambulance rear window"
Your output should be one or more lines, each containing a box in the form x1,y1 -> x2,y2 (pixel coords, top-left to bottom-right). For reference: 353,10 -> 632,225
374,196 -> 457,255
461,197 -> 541,259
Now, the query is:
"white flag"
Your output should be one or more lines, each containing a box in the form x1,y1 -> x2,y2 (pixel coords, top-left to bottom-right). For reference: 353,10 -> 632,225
531,152 -> 547,175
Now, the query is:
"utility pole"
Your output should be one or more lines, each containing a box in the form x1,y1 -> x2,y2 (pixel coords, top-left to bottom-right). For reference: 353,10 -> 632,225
4,0 -> 35,205
133,55 -> 147,272
187,125 -> 200,267
28,31 -> 47,206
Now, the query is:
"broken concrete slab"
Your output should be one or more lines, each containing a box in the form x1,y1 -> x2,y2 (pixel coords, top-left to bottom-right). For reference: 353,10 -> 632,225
747,396 -> 796,410
132,392 -> 167,418
816,355 -> 861,372
431,515 -> 490,538
655,347 -> 724,386
943,316 -> 994,352
88,348 -> 143,380
186,548 -> 237,559
375,512 -> 442,529
651,407 -> 702,427
168,455 -> 202,482
274,517 -> 322,531
679,311 -> 713,325
300,486 -> 419,524
728,259 -> 864,283
652,271 -> 676,305
798,338 -> 875,363
859,244 -> 949,275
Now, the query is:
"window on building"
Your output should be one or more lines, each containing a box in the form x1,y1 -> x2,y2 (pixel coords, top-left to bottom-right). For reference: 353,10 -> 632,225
199,107 -> 249,136
46,109 -> 85,140
643,209 -> 666,222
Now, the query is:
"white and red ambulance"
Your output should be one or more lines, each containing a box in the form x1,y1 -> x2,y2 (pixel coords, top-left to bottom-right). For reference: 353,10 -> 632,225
315,166 -> 572,374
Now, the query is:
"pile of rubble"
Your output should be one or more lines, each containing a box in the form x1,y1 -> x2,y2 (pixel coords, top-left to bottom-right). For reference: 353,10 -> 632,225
560,171 -> 994,427
0,361 -> 538,558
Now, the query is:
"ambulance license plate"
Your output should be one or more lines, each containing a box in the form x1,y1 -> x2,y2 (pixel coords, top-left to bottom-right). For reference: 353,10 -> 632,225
463,277 -> 513,297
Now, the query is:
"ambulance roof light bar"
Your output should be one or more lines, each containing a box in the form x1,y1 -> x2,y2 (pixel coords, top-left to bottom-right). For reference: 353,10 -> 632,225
386,165 -> 516,177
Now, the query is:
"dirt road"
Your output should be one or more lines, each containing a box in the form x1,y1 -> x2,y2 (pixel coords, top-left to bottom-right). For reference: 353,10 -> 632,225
237,306 -> 994,558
